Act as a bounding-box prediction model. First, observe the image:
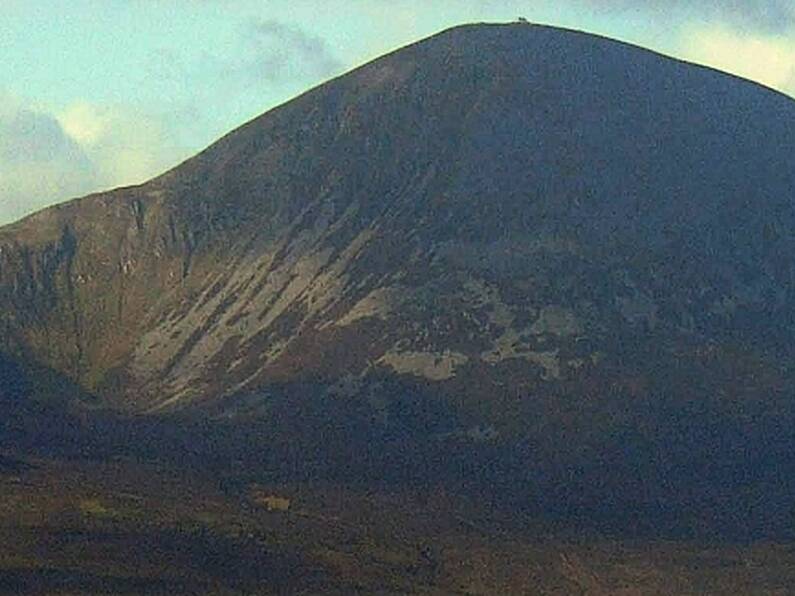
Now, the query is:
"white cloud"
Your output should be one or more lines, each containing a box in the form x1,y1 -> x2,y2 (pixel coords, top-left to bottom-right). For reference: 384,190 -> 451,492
0,100 -> 98,224
58,101 -> 188,188
59,101 -> 113,146
679,24 -> 795,96
0,95 -> 189,226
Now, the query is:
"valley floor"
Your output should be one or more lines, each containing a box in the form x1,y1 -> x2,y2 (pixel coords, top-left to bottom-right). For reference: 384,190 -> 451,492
1,455 -> 794,595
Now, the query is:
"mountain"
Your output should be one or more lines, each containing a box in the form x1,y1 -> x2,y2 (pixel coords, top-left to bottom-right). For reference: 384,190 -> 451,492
2,23 -> 795,521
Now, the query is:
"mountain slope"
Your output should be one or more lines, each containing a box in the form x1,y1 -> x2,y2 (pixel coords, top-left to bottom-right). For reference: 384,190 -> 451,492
1,20 -> 794,456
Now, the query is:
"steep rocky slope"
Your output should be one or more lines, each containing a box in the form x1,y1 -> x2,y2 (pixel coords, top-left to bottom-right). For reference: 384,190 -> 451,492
1,20 -> 794,475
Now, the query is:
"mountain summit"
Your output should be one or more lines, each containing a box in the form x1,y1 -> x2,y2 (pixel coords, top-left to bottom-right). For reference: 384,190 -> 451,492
1,24 -> 794,487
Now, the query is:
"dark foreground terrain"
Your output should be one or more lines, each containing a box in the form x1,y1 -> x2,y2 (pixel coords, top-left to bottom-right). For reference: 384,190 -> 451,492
1,452 -> 794,595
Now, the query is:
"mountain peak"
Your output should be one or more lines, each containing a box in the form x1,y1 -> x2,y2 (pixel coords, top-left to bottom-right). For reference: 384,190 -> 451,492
1,23 -> 793,426
3,22 -> 795,554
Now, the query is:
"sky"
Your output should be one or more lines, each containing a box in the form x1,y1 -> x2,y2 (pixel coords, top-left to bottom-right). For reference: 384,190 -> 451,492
1,0 -> 794,225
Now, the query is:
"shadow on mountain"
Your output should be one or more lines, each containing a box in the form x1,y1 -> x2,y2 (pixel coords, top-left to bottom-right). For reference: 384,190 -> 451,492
13,373 -> 784,543
4,341 -> 794,543
0,351 -> 97,456
0,453 -> 34,475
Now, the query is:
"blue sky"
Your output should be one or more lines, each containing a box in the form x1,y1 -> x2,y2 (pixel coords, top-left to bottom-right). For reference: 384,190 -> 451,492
2,0 -> 794,225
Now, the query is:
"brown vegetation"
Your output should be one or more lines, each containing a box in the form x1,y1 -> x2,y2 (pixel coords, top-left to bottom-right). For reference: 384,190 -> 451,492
2,456 -> 795,595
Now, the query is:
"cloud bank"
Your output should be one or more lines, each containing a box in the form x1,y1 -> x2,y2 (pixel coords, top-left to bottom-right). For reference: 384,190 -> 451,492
58,102 -> 186,189
0,96 -> 187,226
0,99 -> 97,224
577,0 -> 795,32
680,24 -> 795,95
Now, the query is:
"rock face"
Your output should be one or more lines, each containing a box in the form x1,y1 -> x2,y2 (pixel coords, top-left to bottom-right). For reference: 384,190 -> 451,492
1,22 -> 794,461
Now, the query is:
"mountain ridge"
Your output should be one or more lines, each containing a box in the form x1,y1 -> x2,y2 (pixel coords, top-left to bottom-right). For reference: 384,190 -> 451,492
6,22 -> 794,234
1,21 -> 794,440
